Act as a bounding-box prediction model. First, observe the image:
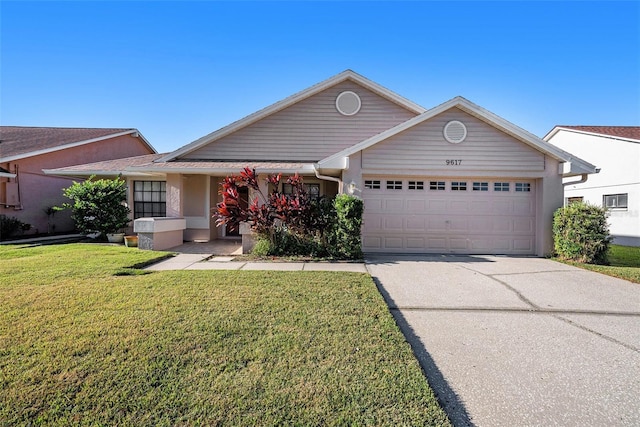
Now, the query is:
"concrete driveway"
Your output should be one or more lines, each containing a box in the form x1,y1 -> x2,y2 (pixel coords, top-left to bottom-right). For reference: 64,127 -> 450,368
366,255 -> 640,427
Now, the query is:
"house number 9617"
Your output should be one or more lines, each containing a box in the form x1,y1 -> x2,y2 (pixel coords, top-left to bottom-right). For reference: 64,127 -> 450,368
446,159 -> 462,166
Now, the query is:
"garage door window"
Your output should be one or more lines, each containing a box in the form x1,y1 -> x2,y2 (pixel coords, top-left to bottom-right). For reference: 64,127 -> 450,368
494,182 -> 510,192
430,181 -> 445,191
408,181 -> 424,190
364,180 -> 381,189
473,182 -> 489,191
451,181 -> 467,191
386,181 -> 402,190
515,183 -> 531,192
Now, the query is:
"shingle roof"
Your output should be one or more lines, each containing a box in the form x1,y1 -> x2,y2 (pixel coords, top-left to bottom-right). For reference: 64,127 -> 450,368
44,156 -> 314,176
0,126 -> 136,159
557,126 -> 640,141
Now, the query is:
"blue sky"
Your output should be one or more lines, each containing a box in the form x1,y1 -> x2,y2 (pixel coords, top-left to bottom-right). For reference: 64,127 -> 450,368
2,1 -> 639,154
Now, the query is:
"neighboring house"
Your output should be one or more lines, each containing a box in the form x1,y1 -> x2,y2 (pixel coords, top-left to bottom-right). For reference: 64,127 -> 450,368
45,70 -> 597,255
544,126 -> 640,247
0,127 -> 156,237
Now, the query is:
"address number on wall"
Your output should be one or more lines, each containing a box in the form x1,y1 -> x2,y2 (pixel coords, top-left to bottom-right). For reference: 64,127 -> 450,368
446,159 -> 462,166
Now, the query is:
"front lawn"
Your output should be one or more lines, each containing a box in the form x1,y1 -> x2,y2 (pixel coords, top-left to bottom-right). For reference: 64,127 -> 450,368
0,244 -> 450,426
558,244 -> 640,284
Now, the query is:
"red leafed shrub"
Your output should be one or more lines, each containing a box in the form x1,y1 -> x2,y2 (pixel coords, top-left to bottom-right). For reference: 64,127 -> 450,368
215,168 -> 339,257
215,168 -> 363,259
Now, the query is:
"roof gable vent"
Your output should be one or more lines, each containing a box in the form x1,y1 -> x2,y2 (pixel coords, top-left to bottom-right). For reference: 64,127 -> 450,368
336,91 -> 361,116
444,120 -> 467,144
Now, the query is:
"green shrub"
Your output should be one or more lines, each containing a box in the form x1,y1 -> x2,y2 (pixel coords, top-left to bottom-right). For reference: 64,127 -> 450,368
0,215 -> 31,240
251,237 -> 273,256
331,194 -> 363,260
553,202 -> 611,264
60,177 -> 131,239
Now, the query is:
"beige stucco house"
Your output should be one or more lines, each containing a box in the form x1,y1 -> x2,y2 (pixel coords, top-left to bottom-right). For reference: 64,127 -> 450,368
45,70 -> 597,255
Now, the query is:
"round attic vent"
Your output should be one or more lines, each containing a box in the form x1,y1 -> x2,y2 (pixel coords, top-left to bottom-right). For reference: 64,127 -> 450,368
336,91 -> 361,116
443,120 -> 467,144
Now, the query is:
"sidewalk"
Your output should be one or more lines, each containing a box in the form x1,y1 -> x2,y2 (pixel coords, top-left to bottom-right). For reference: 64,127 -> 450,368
145,253 -> 368,273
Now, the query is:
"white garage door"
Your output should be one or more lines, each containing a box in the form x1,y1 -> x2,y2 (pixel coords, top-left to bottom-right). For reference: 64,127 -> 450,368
362,178 -> 536,254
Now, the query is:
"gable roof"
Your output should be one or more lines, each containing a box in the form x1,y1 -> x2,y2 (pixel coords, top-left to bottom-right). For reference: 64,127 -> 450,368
0,126 -> 156,162
157,70 -> 427,162
544,126 -> 640,143
318,96 -> 598,176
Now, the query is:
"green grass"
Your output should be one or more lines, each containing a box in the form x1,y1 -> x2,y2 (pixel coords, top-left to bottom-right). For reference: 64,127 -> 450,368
0,244 -> 450,426
557,244 -> 640,283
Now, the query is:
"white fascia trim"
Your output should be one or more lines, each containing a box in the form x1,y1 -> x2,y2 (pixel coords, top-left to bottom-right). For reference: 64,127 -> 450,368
0,130 -> 141,163
158,70 -> 427,162
0,171 -> 17,178
544,126 -> 640,144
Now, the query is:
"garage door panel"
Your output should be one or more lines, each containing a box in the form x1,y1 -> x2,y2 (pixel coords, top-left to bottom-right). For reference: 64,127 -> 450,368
384,217 -> 403,230
427,199 -> 448,212
514,199 -> 535,215
513,218 -> 535,233
406,217 -> 426,231
470,200 -> 492,214
406,199 -> 426,212
407,237 -> 426,249
427,237 -> 448,250
384,237 -> 404,249
384,199 -> 404,212
449,218 -> 469,232
428,219 -> 448,232
362,178 -> 535,254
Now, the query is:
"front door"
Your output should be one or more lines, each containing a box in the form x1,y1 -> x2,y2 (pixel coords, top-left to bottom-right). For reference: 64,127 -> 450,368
225,186 -> 249,237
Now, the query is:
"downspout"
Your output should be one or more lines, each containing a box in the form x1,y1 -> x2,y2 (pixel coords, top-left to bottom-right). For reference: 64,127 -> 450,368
313,164 -> 343,194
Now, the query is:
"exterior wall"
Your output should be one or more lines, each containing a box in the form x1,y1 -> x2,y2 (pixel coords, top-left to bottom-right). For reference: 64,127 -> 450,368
548,131 -> 640,246
0,134 -> 153,236
181,80 -> 417,162
183,174 -> 210,242
362,108 -> 545,173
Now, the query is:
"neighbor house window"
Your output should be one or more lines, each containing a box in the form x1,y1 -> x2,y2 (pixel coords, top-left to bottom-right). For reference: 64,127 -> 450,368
567,196 -> 584,204
429,181 -> 445,191
364,180 -> 381,189
515,183 -> 531,192
473,182 -> 488,191
603,193 -> 628,209
386,180 -> 402,190
494,182 -> 510,192
451,181 -> 467,191
133,181 -> 166,218
408,181 -> 424,190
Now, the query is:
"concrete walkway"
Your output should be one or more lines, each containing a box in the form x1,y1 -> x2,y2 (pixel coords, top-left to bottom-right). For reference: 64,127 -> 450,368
366,254 -> 640,427
144,241 -> 367,272
145,253 -> 368,272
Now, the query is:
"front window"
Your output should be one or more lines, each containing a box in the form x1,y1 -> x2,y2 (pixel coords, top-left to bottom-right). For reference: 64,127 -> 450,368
603,193 -> 628,209
283,183 -> 320,199
133,181 -> 166,218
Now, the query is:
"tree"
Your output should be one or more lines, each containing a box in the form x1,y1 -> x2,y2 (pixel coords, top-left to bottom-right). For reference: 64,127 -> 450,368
60,176 -> 131,239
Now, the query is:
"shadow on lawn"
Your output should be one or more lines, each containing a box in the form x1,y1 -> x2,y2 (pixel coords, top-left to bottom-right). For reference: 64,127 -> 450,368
372,275 -> 475,427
